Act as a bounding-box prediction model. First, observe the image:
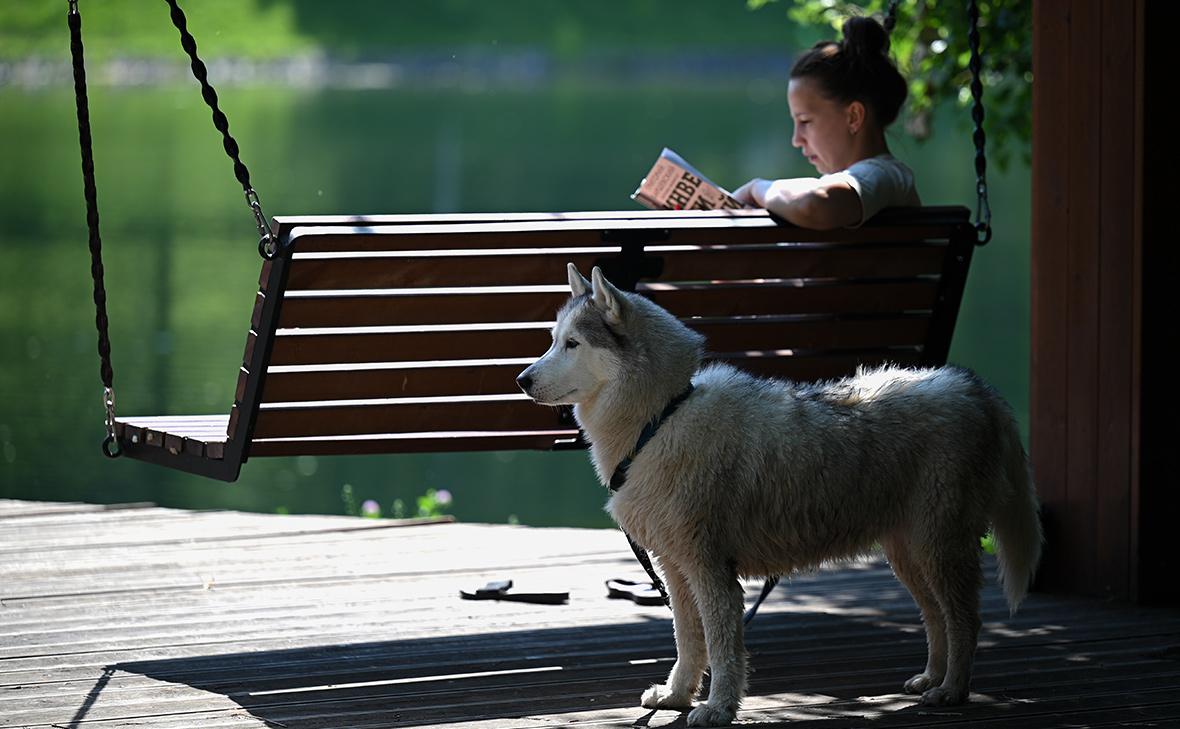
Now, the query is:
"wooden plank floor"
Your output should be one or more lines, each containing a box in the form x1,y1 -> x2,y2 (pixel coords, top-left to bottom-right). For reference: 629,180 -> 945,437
2,499 -> 1178,728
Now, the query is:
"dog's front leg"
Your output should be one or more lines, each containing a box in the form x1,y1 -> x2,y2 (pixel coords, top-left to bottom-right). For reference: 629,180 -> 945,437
685,566 -> 746,727
641,559 -> 705,710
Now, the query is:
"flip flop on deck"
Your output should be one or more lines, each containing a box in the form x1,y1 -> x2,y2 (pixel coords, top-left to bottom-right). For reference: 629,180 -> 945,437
605,578 -> 664,606
460,579 -> 568,605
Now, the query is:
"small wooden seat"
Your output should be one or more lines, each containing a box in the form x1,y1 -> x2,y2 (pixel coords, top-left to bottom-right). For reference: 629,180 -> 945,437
116,207 -> 975,481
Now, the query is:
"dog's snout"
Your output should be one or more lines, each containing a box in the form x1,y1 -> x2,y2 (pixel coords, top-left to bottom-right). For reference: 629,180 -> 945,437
516,373 -> 534,393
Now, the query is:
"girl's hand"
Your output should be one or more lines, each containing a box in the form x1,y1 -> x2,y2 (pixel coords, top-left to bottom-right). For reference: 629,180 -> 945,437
732,178 -> 771,207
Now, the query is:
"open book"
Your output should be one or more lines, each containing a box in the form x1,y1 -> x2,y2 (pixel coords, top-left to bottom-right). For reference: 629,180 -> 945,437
631,148 -> 743,211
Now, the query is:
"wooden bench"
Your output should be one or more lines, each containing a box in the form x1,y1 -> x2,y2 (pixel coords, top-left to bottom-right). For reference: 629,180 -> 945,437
114,207 -> 976,482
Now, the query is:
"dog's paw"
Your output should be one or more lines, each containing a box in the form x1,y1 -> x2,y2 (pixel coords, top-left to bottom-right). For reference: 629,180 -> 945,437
641,683 -> 694,711
919,686 -> 969,707
903,673 -> 942,695
687,702 -> 736,727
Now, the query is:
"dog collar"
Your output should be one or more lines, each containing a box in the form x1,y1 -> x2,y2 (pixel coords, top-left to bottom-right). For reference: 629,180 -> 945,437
609,383 -> 696,493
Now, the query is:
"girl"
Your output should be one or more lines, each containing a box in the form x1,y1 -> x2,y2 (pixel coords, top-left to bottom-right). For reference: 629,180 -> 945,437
733,16 -> 919,229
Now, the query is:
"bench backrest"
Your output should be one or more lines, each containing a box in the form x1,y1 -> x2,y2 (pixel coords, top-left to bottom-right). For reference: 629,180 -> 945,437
233,207 -> 975,459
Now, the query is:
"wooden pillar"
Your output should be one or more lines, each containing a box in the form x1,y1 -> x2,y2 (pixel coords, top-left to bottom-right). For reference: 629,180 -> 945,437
1031,1 -> 1144,600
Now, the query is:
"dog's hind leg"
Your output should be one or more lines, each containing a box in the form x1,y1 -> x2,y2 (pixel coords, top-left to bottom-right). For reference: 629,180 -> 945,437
883,534 -> 948,695
919,537 -> 983,706
642,559 -> 705,710
683,564 -> 746,727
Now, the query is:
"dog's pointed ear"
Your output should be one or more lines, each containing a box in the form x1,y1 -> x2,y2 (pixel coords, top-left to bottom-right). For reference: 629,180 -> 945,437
567,262 -> 591,298
590,266 -> 625,325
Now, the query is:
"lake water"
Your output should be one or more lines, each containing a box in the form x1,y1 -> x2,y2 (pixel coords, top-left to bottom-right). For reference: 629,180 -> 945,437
0,79 -> 1029,526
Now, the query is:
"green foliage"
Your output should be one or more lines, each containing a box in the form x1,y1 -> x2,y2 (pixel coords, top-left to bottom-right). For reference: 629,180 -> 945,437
340,483 -> 359,517
340,484 -> 452,520
981,531 -> 997,555
415,489 -> 454,519
749,0 -> 1031,169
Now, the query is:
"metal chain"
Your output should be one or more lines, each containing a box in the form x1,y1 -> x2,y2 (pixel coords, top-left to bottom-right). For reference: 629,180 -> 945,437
162,0 -> 276,258
68,0 -> 121,458
883,0 -> 902,35
966,0 -> 992,245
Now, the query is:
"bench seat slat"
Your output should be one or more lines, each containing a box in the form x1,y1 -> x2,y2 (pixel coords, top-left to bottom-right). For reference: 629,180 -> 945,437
251,396 -> 560,439
249,430 -> 578,456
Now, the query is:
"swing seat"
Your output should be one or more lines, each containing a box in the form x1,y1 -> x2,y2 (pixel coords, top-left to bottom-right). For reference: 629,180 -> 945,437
114,206 -> 975,482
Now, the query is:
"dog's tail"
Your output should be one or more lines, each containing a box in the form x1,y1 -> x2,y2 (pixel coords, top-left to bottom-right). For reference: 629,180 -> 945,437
990,427 -> 1044,616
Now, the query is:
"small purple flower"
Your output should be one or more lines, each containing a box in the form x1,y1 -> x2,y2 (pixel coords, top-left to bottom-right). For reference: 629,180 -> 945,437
434,489 -> 453,506
361,499 -> 381,517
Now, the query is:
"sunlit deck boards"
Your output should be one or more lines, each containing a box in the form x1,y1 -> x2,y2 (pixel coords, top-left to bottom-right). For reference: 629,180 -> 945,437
2,499 -> 1179,728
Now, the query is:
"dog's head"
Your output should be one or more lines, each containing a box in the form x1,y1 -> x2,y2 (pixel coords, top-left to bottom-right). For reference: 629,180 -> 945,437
516,264 -> 634,405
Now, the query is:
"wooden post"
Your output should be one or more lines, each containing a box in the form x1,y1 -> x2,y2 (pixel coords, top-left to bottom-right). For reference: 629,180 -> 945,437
1032,1 -> 1176,603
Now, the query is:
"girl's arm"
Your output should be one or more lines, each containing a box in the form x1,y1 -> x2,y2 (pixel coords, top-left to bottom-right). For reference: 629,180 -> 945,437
732,177 -> 862,229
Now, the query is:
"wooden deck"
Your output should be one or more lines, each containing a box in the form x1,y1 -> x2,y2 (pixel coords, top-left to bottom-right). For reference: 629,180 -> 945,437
2,499 -> 1178,728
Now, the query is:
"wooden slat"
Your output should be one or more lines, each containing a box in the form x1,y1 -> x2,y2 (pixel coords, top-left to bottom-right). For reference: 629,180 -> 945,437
1095,0 -> 1138,602
720,350 -> 925,383
1030,1 -> 1072,593
259,344 -> 930,405
250,396 -> 559,439
266,315 -> 928,368
276,280 -> 941,329
1064,0 -> 1102,596
277,287 -> 570,328
286,249 -> 610,290
284,244 -> 948,291
269,325 -> 551,366
260,361 -> 529,401
654,244 -> 947,282
280,209 -> 971,253
249,430 -> 578,457
695,315 -> 930,354
648,279 -> 939,318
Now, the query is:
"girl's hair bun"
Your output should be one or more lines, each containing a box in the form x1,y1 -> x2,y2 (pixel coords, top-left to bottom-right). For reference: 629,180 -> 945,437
790,13 -> 907,129
841,15 -> 890,60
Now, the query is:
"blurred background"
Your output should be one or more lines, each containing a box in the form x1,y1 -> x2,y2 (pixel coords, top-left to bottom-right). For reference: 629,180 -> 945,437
0,0 -> 1029,527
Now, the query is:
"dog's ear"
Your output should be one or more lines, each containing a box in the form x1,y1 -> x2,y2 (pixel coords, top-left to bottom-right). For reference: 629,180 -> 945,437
567,262 -> 591,298
590,266 -> 625,325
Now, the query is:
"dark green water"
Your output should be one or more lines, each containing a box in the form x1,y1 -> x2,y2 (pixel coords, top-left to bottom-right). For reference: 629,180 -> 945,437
0,82 -> 1029,526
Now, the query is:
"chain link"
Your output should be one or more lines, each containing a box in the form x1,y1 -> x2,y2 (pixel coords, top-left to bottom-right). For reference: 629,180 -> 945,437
967,0 -> 992,244
883,0 -> 901,35
69,0 -> 122,458
101,387 -> 121,457
164,0 -> 274,258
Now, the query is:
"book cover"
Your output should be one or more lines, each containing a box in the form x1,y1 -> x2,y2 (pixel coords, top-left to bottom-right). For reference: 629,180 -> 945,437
632,148 -> 743,211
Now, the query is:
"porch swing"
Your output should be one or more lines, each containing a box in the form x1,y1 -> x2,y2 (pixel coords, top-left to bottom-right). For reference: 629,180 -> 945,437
72,0 -> 994,483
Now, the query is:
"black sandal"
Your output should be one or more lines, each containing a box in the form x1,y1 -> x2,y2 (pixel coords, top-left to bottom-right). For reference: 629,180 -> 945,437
460,579 -> 568,605
605,578 -> 665,606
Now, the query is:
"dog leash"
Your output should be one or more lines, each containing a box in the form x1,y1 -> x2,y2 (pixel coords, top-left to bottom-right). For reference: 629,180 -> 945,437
608,384 -> 697,608
606,383 -> 780,623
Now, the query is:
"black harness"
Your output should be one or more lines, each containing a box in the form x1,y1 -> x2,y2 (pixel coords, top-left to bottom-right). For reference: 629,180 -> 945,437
607,384 -> 779,624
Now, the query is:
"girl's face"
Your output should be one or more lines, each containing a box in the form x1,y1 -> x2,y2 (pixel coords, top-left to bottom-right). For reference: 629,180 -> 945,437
787,76 -> 860,175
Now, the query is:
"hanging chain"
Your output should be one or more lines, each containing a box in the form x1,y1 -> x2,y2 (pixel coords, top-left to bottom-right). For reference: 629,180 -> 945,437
162,0 -> 276,258
68,0 -> 121,458
883,0 -> 902,35
966,0 -> 992,245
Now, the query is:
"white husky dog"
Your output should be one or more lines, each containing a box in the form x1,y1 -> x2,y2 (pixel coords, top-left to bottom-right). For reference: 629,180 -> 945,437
517,264 -> 1043,727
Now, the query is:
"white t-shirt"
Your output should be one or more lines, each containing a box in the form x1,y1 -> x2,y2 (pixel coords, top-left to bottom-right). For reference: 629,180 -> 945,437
822,154 -> 921,226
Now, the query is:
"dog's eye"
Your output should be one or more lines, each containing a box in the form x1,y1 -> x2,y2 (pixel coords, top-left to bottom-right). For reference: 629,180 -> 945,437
565,338 -> 579,350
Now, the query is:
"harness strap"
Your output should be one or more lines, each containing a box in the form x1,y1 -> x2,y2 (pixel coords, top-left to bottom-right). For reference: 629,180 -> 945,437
610,384 -> 696,492
606,383 -> 780,620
